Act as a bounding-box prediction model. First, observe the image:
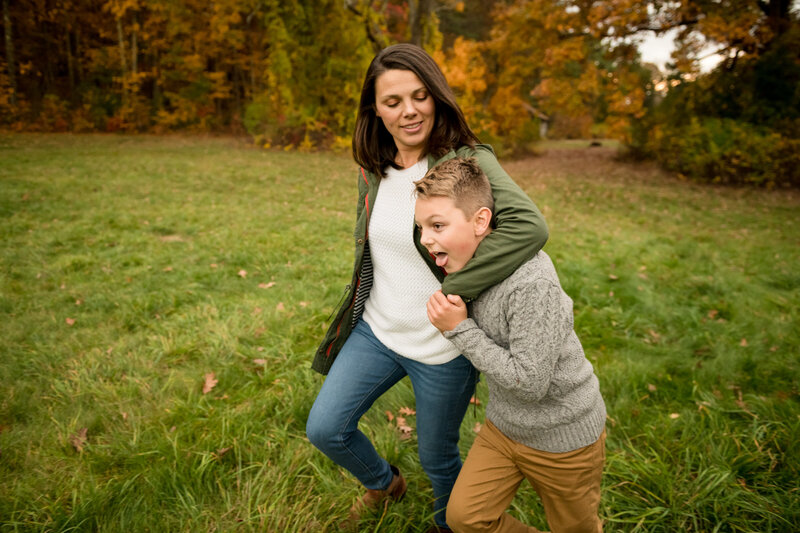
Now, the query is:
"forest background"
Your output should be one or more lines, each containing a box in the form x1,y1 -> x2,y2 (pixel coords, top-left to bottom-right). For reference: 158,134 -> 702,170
1,0 -> 799,187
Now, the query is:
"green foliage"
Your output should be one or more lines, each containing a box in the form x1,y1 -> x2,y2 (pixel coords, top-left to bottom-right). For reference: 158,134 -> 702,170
646,117 -> 800,187
627,21 -> 800,186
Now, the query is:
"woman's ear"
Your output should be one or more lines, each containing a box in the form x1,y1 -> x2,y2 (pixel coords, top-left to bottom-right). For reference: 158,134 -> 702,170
473,207 -> 493,236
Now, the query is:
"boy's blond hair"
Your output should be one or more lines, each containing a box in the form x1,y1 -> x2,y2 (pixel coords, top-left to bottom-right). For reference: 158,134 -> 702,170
414,157 -> 494,218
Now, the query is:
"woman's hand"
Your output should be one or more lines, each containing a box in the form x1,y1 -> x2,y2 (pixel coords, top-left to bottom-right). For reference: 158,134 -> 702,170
427,290 -> 467,333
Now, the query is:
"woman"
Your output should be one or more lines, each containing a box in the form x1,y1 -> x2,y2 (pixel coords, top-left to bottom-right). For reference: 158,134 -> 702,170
306,43 -> 548,532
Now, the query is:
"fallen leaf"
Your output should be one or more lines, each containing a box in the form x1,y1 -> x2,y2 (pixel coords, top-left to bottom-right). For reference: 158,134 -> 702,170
770,346 -> 778,352
259,282 -> 276,289
253,359 -> 267,365
70,428 -> 88,452
215,447 -> 232,458
75,299 -> 82,306
299,301 -> 308,307
256,347 -> 264,352
669,413 -> 680,419
399,407 -> 416,416
169,426 -> 177,433
608,274 -> 619,280
276,302 -> 285,312
473,422 -> 482,433
396,417 -> 413,439
65,317 -> 76,326
707,309 -> 718,319
608,291 -> 614,297
238,269 -> 247,278
647,384 -> 657,392
251,307 -> 263,315
121,412 -> 128,420
202,373 -> 218,394
162,266 -> 173,272
469,396 -> 481,405
740,338 -> 748,347
210,263 -> 218,268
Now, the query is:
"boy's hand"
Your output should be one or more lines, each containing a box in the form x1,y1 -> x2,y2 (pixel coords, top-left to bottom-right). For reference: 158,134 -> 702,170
427,290 -> 467,333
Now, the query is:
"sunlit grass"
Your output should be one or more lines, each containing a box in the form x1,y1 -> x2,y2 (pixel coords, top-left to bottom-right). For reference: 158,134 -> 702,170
1,134 -> 798,532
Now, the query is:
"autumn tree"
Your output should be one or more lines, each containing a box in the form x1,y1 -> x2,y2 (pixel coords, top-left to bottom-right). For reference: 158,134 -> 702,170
636,0 -> 800,186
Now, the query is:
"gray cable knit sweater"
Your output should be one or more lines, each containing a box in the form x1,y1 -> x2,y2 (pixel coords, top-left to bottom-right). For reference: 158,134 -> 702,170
444,252 -> 606,453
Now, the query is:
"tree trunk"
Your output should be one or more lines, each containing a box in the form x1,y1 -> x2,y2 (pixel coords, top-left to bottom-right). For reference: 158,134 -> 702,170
66,30 -> 75,101
131,16 -> 137,75
409,0 -> 431,47
2,0 -> 17,105
117,17 -> 128,74
75,27 -> 83,84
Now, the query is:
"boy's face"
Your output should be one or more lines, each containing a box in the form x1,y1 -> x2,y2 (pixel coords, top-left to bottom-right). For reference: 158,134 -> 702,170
414,196 -> 490,274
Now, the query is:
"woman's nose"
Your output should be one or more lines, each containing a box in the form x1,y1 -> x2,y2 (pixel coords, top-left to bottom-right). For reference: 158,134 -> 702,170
401,99 -> 417,116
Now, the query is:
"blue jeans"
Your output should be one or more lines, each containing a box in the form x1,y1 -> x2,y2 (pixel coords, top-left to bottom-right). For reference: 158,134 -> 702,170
307,319 -> 477,528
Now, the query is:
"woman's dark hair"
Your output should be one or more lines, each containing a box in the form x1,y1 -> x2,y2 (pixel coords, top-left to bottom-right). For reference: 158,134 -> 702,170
353,43 -> 480,177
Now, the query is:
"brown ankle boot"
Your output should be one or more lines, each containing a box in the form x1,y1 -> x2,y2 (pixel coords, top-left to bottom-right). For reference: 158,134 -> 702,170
344,465 -> 407,527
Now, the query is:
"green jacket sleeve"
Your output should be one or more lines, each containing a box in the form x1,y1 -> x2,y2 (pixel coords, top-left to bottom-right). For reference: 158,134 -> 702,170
440,145 -> 548,299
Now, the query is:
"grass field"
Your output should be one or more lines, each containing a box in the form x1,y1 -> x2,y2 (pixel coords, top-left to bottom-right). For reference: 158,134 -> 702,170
1,134 -> 798,532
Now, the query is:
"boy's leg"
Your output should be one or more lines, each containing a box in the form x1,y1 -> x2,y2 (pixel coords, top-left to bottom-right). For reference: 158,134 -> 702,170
405,354 -> 477,529
447,419 -> 542,533
519,430 -> 606,533
306,320 -> 408,490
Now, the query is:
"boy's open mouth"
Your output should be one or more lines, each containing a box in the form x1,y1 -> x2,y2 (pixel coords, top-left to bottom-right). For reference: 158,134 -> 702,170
432,251 -> 449,267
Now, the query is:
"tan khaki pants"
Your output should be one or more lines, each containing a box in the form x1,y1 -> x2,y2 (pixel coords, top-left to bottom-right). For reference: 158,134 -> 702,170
446,419 -> 605,533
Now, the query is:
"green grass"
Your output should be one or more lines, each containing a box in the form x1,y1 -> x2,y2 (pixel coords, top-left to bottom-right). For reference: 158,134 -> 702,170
1,134 -> 798,532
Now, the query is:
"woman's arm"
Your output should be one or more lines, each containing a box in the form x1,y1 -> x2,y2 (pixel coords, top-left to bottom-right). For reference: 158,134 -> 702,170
441,145 -> 548,299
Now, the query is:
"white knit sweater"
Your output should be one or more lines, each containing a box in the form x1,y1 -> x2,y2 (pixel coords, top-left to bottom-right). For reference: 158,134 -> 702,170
362,161 -> 461,365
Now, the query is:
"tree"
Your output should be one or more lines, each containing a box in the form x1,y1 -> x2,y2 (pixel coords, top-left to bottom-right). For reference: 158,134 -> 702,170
2,0 -> 16,106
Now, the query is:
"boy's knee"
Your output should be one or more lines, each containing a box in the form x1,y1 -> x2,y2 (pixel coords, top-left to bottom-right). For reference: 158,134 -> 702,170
445,499 -> 468,532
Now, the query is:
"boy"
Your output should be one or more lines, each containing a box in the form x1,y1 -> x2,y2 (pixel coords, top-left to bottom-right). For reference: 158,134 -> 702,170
413,157 -> 607,533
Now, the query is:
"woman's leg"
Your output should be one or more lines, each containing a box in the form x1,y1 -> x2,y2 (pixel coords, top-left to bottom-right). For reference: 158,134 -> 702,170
405,355 -> 478,528
306,320 -> 407,490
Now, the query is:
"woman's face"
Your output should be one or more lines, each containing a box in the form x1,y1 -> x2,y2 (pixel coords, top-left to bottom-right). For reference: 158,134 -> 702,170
374,69 -> 436,162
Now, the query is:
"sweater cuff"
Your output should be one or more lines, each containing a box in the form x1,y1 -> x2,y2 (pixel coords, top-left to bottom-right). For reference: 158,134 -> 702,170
443,318 -> 478,340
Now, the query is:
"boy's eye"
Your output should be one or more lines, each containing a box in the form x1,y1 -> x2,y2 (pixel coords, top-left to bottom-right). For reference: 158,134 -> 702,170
433,223 -> 444,230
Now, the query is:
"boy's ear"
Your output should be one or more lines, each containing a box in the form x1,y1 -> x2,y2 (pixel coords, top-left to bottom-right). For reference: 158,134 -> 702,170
473,207 -> 493,236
